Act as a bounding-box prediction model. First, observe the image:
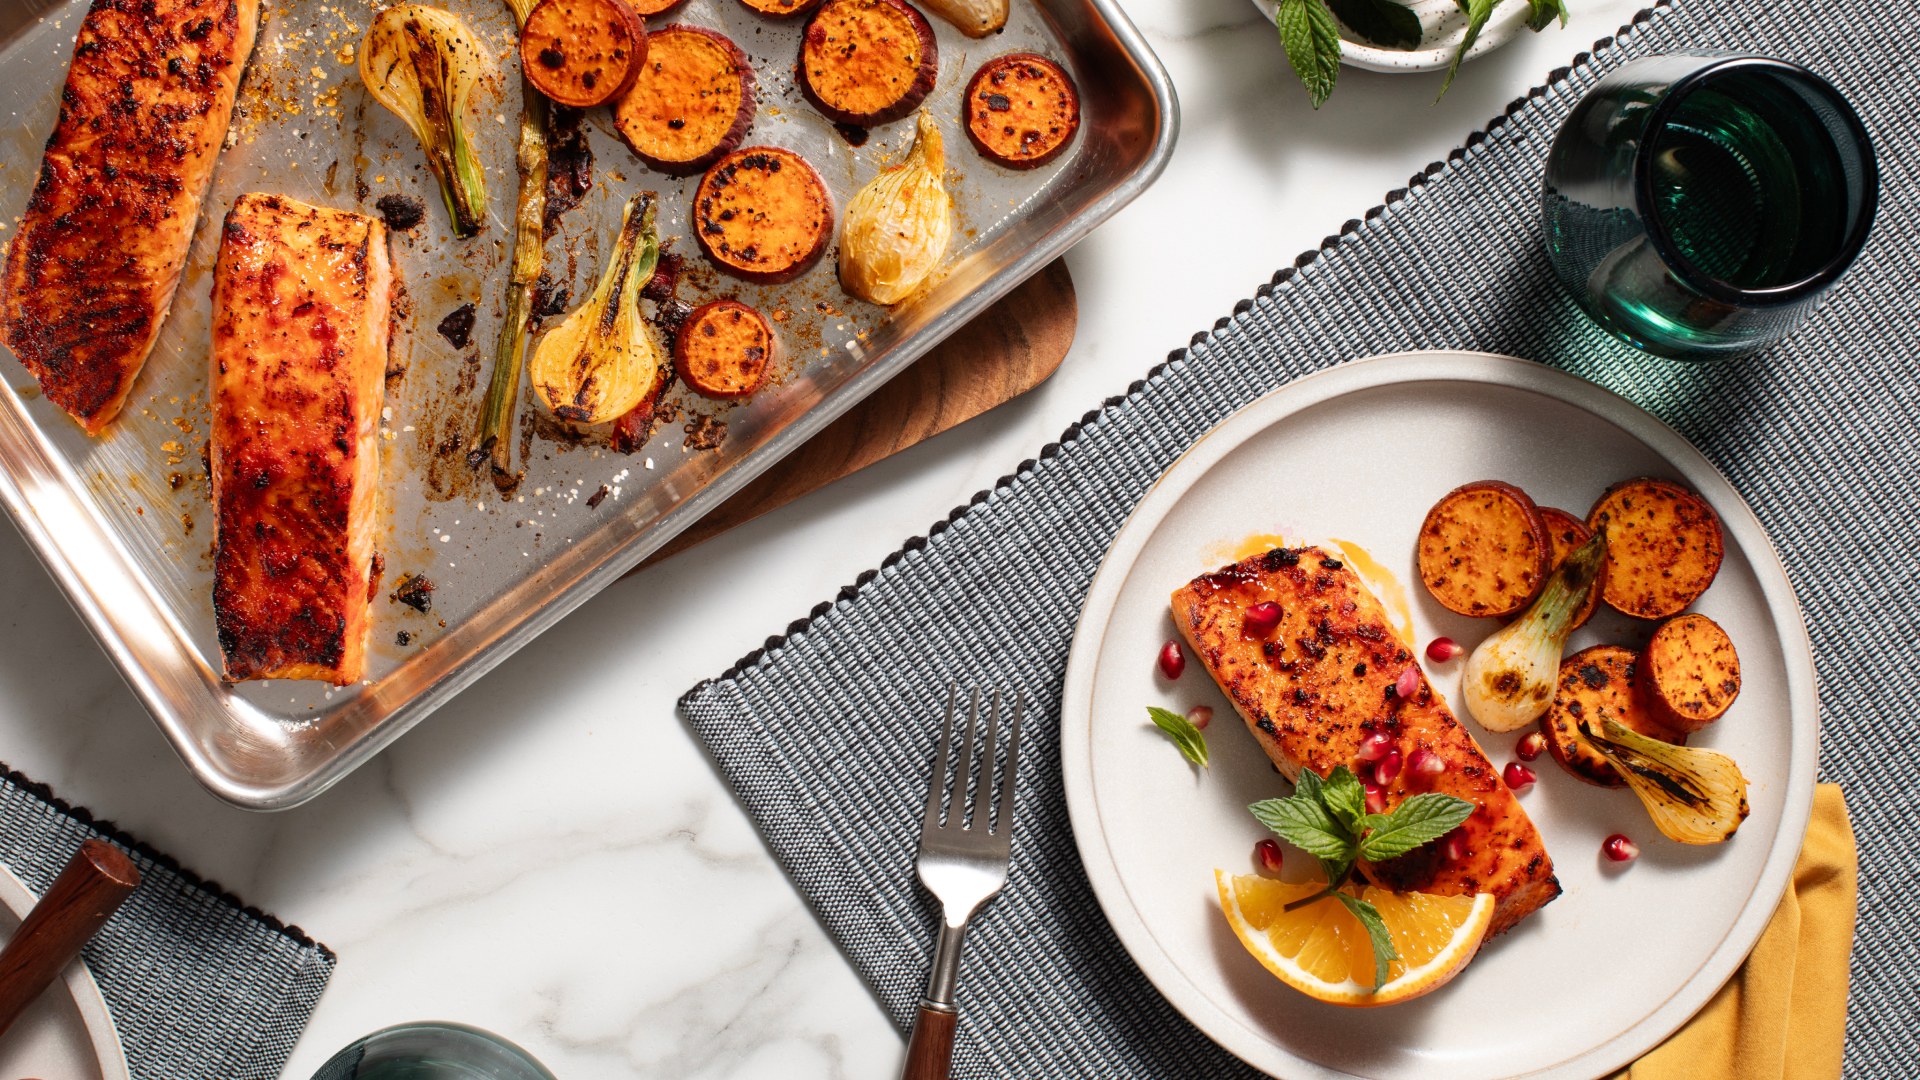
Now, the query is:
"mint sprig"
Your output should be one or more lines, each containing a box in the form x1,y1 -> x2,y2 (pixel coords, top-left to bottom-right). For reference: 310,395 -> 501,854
1146,707 -> 1209,768
1273,0 -> 1573,108
1248,764 -> 1474,988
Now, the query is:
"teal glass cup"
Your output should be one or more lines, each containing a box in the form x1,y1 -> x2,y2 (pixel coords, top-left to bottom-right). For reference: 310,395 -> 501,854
312,1022 -> 558,1080
1542,54 -> 1877,361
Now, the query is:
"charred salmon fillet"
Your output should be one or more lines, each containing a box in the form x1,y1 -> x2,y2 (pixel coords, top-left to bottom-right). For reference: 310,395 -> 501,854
210,194 -> 394,686
1172,546 -> 1559,938
0,0 -> 260,434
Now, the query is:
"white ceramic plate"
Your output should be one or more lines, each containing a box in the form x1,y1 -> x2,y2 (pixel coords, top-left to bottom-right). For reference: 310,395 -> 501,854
1247,0 -> 1534,73
1060,351 -> 1818,1079
0,865 -> 130,1080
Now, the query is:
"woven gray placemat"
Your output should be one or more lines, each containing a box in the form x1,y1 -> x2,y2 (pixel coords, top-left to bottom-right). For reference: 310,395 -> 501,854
680,0 -> 1919,1074
0,764 -> 335,1080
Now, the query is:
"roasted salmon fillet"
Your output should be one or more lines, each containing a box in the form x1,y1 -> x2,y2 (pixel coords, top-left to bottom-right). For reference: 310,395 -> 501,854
0,0 -> 260,433
210,194 -> 394,686
1172,546 -> 1559,938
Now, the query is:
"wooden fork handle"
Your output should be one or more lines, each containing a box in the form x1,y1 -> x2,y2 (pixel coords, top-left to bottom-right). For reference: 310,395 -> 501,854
0,839 -> 141,1041
901,1000 -> 958,1080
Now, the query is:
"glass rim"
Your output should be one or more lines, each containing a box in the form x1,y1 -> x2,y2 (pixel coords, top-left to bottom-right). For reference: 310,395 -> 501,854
315,1021 -> 558,1080
1631,55 -> 1879,308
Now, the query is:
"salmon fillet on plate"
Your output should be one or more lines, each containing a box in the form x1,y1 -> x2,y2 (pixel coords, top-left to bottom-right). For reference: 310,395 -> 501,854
0,0 -> 260,433
1172,545 -> 1559,938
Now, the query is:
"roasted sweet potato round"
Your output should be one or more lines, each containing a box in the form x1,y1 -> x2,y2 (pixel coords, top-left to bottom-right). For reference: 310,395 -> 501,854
692,146 -> 833,283
1538,506 -> 1606,630
1539,644 -> 1687,788
736,0 -> 819,15
627,0 -> 683,14
1587,477 -> 1725,620
1638,613 -> 1742,733
521,0 -> 647,108
798,0 -> 937,128
613,26 -> 755,175
675,299 -> 776,399
964,53 -> 1080,169
1416,480 -> 1551,618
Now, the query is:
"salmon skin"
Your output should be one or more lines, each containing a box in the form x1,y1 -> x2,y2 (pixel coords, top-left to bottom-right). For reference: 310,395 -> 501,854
210,194 -> 394,686
0,0 -> 260,434
1172,546 -> 1559,938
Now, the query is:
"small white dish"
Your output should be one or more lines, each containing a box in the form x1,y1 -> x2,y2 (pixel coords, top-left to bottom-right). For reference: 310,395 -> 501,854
0,864 -> 131,1080
1247,0 -> 1535,73
1060,351 -> 1818,1078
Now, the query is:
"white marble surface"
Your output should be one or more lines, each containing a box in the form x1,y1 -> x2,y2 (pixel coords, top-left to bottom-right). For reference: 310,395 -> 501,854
0,0 -> 1646,1074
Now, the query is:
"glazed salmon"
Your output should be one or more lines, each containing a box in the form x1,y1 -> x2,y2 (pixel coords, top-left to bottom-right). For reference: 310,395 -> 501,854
0,0 -> 260,434
1172,546 -> 1559,938
210,194 -> 394,686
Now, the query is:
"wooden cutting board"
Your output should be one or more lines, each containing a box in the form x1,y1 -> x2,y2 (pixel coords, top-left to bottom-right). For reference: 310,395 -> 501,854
638,258 -> 1077,569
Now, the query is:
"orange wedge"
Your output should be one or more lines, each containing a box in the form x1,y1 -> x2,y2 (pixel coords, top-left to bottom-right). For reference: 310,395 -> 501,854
1214,870 -> 1494,1007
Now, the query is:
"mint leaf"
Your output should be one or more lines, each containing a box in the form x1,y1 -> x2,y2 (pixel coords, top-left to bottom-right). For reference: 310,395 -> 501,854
1438,0 -> 1496,100
1325,0 -> 1422,49
1320,765 -> 1366,832
1249,796 -> 1355,863
1277,0 -> 1342,109
1294,764 -> 1324,803
1523,0 -> 1567,30
1335,892 -> 1398,988
1146,706 -> 1209,768
1358,792 -> 1475,861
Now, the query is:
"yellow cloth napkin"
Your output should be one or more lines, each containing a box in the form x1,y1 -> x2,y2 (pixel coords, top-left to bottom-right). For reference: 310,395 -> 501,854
1614,784 -> 1856,1080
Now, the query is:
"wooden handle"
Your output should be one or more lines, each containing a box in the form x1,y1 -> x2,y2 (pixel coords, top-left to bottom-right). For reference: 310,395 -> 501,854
900,1001 -> 957,1080
0,839 -> 140,1040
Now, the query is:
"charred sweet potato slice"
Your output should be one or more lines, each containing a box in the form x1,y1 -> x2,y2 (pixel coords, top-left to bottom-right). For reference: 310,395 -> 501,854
628,0 -> 683,13
964,53 -> 1080,169
1539,506 -> 1606,629
613,26 -> 755,175
737,0 -> 818,15
675,299 -> 776,399
798,0 -> 937,128
693,146 -> 833,283
1638,613 -> 1742,733
1539,645 -> 1687,788
521,0 -> 647,108
1587,477 -> 1725,620
1416,480 -> 1551,618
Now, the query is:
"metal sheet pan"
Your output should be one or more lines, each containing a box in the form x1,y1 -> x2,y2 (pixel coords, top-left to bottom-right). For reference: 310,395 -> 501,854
0,0 -> 1174,808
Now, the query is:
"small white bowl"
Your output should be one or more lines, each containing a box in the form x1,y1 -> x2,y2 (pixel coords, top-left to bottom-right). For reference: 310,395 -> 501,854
1246,0 -> 1535,73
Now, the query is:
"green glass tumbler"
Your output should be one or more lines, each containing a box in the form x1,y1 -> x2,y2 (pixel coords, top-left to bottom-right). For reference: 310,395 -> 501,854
1543,54 -> 1877,361
312,1022 -> 558,1080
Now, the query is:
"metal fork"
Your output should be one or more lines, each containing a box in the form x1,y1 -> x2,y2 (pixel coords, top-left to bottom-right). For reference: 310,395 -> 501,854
900,684 -> 1026,1080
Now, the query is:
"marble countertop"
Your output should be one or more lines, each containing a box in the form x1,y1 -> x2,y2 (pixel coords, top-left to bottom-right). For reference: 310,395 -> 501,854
0,0 -> 1646,1073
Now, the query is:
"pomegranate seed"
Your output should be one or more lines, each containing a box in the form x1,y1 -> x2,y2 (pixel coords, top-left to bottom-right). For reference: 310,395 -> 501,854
1364,781 -> 1387,814
1503,761 -> 1537,792
1355,731 -> 1393,763
1515,731 -> 1547,761
1394,666 -> 1421,701
1425,636 -> 1464,662
1255,838 -> 1284,875
1186,705 -> 1213,730
1243,601 -> 1282,636
1408,748 -> 1446,781
1158,640 -> 1185,680
1439,830 -> 1467,862
1374,749 -> 1404,785
1603,834 -> 1640,863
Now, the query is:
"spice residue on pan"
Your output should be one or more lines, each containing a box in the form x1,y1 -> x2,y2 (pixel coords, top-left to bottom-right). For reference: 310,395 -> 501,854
391,572 -> 435,612
436,303 -> 476,349
586,484 -> 610,508
683,414 -> 726,451
374,193 -> 426,231
545,105 -> 594,229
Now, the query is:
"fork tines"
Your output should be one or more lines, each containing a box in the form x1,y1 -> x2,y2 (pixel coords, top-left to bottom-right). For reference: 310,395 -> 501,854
921,684 -> 1025,842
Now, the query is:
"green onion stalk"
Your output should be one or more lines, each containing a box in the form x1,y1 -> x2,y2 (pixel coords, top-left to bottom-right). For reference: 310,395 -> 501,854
477,0 -> 549,484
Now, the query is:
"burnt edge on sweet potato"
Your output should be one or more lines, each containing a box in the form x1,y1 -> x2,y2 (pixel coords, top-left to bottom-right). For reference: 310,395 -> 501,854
1539,644 -> 1686,788
964,52 -> 1081,170
613,25 -> 756,175
692,146 -> 833,283
1416,479 -> 1551,618
1587,477 -> 1725,620
674,298 -> 775,399
797,0 -> 937,128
